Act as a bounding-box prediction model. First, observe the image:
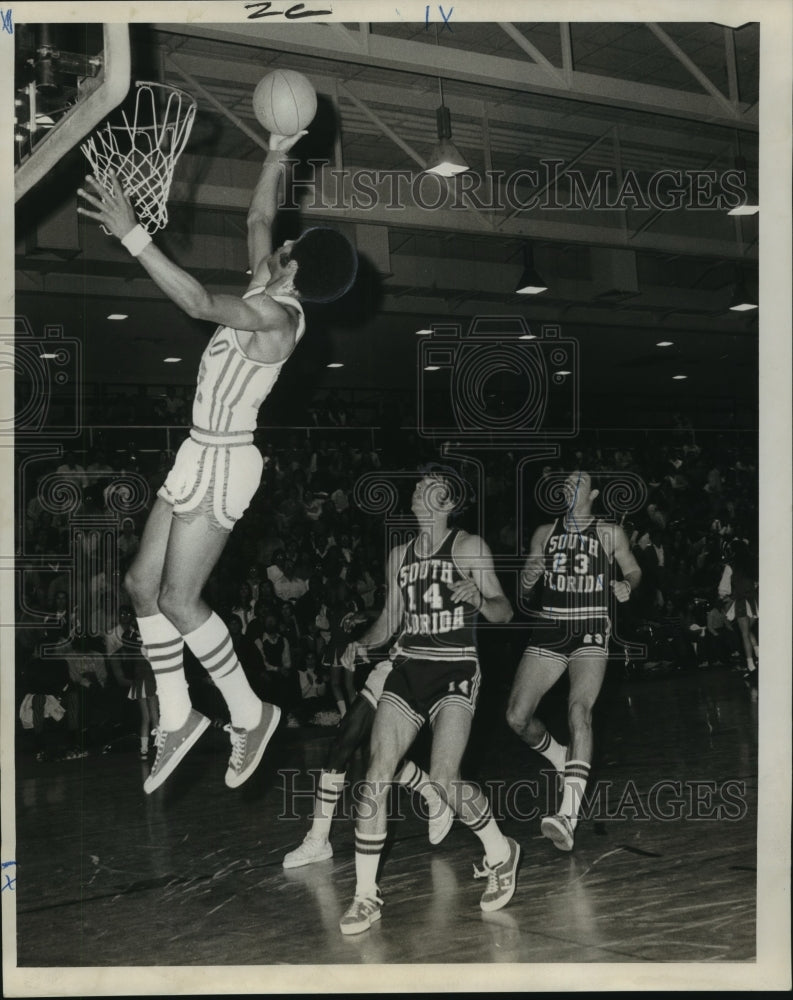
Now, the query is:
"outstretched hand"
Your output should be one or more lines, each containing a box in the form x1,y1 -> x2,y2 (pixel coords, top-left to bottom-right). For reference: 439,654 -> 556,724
77,172 -> 138,239
340,641 -> 369,671
268,130 -> 308,154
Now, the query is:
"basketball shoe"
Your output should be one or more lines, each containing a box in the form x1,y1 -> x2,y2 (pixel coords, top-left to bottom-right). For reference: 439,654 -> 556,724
339,891 -> 383,935
283,835 -> 334,869
428,801 -> 454,845
224,703 -> 281,788
474,837 -> 521,912
540,813 -> 575,851
144,709 -> 210,794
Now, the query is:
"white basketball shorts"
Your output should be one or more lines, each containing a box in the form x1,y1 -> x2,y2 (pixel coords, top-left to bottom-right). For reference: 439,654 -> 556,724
158,427 -> 263,532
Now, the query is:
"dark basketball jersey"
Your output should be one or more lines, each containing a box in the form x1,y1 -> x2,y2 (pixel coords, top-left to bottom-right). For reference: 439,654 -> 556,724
393,528 -> 478,661
540,517 -> 612,624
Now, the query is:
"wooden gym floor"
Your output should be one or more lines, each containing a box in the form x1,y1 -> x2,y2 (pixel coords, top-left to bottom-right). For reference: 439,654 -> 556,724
11,665 -> 757,970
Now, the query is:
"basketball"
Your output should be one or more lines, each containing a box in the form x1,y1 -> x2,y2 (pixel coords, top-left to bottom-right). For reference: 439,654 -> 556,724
252,70 -> 317,135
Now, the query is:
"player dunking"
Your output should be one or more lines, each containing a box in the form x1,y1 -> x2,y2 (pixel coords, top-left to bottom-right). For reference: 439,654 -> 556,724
506,471 -> 641,851
338,468 -> 520,935
77,130 -> 357,794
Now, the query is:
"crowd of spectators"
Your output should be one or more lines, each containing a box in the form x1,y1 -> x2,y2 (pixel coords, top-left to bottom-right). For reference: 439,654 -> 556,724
16,409 -> 759,762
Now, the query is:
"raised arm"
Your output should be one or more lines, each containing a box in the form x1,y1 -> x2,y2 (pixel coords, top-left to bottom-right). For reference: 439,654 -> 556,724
77,173 -> 293,336
340,545 -> 406,668
450,532 -> 513,624
247,132 -> 306,285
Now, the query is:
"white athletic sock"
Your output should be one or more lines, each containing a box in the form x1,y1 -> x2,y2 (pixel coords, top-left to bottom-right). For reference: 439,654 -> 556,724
396,760 -> 446,812
461,803 -> 509,868
530,730 -> 567,772
335,698 -> 347,718
183,612 -> 262,730
354,830 -> 386,898
140,736 -> 149,753
560,759 -> 591,828
137,613 -> 191,730
309,771 -> 346,841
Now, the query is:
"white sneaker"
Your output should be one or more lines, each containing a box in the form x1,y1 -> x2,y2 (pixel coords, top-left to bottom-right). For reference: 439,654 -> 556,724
339,892 -> 383,935
541,813 -> 575,852
427,800 -> 454,845
282,835 -> 333,869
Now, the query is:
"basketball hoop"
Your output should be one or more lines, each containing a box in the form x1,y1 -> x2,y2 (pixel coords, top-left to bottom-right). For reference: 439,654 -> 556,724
81,81 -> 196,233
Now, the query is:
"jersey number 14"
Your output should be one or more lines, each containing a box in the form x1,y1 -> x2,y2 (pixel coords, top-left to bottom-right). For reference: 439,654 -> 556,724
406,582 -> 444,612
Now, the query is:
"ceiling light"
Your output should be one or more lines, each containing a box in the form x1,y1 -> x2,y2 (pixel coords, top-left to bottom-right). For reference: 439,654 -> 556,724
327,363 -> 344,368
423,33 -> 469,179
107,313 -> 128,320
656,341 -> 674,347
672,375 -> 688,380
519,334 -> 536,340
727,152 -> 758,216
39,353 -> 57,359
425,106 -> 469,177
555,370 -> 571,376
415,328 -> 433,336
163,357 -> 182,363
515,245 -> 547,295
729,270 -> 757,311
424,365 -> 441,372
728,202 -> 759,217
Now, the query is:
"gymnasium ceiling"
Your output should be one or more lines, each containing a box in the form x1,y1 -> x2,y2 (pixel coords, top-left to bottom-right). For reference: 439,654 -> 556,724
15,18 -> 760,426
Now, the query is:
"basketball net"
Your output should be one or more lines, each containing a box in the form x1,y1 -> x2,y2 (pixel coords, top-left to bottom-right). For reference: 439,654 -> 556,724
81,81 -> 197,233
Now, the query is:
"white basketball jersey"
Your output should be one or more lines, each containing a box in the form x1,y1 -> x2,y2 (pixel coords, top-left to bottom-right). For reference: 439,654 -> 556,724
191,290 -> 305,433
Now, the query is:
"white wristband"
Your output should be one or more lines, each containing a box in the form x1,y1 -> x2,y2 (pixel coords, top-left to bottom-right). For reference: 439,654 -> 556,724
121,224 -> 152,257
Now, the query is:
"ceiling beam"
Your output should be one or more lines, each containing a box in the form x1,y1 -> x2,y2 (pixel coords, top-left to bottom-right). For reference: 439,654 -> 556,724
158,51 -> 758,169
153,22 -> 758,130
644,23 -> 741,120
496,23 -> 568,88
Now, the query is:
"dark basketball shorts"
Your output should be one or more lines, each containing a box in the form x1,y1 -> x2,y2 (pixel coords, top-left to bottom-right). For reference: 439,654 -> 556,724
379,655 -> 481,731
358,659 -> 394,711
523,616 -> 612,664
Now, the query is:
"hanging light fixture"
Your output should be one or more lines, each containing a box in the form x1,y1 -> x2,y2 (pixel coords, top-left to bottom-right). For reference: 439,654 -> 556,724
515,244 -> 547,295
729,265 -> 757,311
424,27 -> 469,177
727,132 -> 758,216
426,104 -> 469,177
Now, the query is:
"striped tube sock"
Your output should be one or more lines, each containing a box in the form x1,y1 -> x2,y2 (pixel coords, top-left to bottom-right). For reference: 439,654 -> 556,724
309,771 -> 346,841
530,730 -> 567,772
182,612 -> 261,730
354,830 -> 387,898
560,759 -> 591,828
460,801 -> 510,868
137,613 -> 191,730
396,760 -> 444,812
